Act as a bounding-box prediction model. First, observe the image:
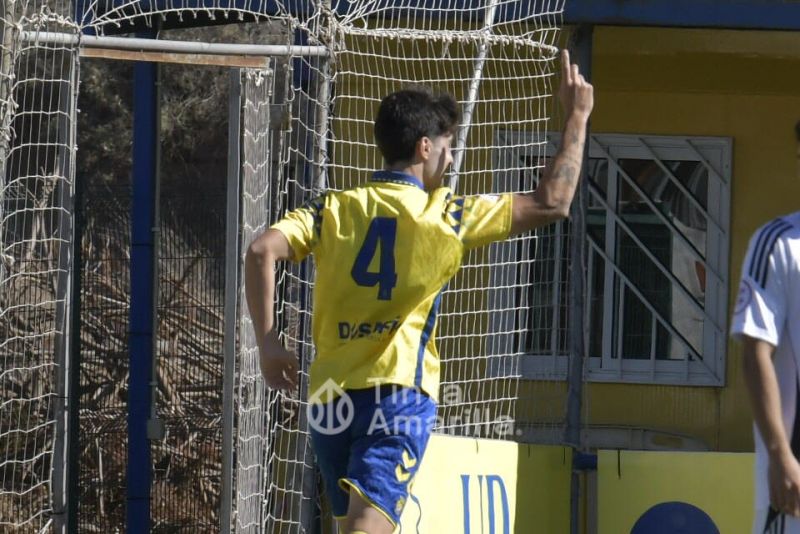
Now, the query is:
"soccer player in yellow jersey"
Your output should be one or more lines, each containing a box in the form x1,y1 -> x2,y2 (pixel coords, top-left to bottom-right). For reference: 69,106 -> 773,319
245,49 -> 593,534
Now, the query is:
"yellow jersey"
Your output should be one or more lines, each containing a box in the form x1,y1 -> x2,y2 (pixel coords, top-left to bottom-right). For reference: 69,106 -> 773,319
272,170 -> 513,402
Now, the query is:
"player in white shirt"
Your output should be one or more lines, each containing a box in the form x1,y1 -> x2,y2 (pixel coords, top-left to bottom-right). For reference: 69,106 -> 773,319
732,123 -> 800,534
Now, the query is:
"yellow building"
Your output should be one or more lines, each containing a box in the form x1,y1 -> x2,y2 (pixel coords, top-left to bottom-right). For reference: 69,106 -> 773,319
570,25 -> 800,453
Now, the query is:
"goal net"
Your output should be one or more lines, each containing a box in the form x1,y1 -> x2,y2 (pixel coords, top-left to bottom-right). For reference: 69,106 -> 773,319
0,0 -> 567,531
0,2 -> 79,530
231,1 -> 567,531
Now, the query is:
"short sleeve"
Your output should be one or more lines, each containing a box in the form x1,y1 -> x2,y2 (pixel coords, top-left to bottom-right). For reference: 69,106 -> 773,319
270,196 -> 325,262
445,193 -> 513,249
731,220 -> 792,346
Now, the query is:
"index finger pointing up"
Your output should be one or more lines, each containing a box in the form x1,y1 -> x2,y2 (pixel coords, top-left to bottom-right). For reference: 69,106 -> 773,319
561,49 -> 572,84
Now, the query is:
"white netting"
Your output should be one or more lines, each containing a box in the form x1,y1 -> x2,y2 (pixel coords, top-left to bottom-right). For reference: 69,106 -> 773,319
0,10 -> 79,531
236,50 -> 328,532
236,67 -> 273,532
324,1 -> 566,439
237,65 -> 319,533
1,0 -> 566,531
233,2 -> 566,532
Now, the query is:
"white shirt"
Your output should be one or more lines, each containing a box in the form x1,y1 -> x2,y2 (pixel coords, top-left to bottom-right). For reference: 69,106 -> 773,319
731,211 -> 800,532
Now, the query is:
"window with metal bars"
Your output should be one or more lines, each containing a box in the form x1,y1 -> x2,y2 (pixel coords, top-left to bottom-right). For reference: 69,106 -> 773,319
488,132 -> 731,386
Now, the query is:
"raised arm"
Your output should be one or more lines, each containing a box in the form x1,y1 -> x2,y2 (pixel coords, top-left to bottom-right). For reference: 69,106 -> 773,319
510,49 -> 594,236
244,228 -> 299,391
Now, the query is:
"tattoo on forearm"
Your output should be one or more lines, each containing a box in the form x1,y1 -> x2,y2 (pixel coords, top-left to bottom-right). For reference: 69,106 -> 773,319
552,164 -> 577,185
552,147 -> 582,167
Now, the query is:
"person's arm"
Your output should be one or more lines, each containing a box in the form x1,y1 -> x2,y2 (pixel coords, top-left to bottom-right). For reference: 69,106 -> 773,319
510,48 -> 593,236
742,335 -> 800,517
244,228 -> 299,391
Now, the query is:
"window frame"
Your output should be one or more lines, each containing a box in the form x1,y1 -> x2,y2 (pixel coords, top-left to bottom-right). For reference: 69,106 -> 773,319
486,132 -> 732,386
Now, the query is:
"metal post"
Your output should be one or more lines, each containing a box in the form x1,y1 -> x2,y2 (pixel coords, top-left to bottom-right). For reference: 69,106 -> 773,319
128,32 -> 160,533
220,68 -> 242,534
65,175 -> 82,534
147,64 -> 164,465
62,19 -> 91,534
312,6 -> 331,193
51,46 -> 80,534
0,0 -> 18,268
65,183 -> 82,534
0,0 -> 16,155
564,24 -> 593,534
20,32 -> 329,57
449,0 -> 500,191
305,3 -> 333,528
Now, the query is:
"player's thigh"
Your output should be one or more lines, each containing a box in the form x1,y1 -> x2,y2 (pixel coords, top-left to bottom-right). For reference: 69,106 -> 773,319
309,401 -> 352,521
344,387 -> 437,526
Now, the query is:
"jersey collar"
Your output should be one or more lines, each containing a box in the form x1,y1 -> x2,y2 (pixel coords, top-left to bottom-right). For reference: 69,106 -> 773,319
370,170 -> 425,191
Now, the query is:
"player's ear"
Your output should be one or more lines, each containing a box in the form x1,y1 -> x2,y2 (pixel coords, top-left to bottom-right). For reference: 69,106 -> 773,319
417,136 -> 432,161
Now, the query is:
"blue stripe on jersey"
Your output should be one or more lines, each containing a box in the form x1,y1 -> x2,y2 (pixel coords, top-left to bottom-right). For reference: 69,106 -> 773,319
300,195 -> 326,239
765,507 -> 780,532
415,289 -> 444,388
758,222 -> 792,287
370,170 -> 425,191
750,219 -> 791,288
748,220 -> 782,280
311,199 -> 325,237
450,197 -> 464,236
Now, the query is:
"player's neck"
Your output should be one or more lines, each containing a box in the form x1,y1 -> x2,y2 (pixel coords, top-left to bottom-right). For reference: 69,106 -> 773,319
385,162 -> 422,178
383,158 -> 447,191
384,162 -> 430,190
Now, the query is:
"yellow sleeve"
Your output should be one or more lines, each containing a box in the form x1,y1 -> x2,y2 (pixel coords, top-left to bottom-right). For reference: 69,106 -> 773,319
270,196 -> 325,262
445,193 -> 513,249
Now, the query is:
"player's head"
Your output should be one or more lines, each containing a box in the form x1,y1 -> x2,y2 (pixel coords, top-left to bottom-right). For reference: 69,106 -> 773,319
374,87 -> 459,188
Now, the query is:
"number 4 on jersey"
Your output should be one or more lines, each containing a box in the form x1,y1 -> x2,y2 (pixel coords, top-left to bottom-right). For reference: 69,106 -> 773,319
351,217 -> 398,300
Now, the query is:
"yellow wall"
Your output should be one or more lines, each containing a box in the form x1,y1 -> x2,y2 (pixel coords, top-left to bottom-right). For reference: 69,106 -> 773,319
597,450 -> 754,533
571,26 -> 800,452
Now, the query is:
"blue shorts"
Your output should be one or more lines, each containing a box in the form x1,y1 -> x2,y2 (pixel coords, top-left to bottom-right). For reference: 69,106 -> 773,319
308,385 -> 436,526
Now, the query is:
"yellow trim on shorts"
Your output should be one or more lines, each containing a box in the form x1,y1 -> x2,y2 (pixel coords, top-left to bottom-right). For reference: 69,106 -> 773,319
338,478 -> 398,528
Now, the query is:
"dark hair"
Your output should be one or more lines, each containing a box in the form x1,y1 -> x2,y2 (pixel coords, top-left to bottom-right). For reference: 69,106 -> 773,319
374,88 -> 460,165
